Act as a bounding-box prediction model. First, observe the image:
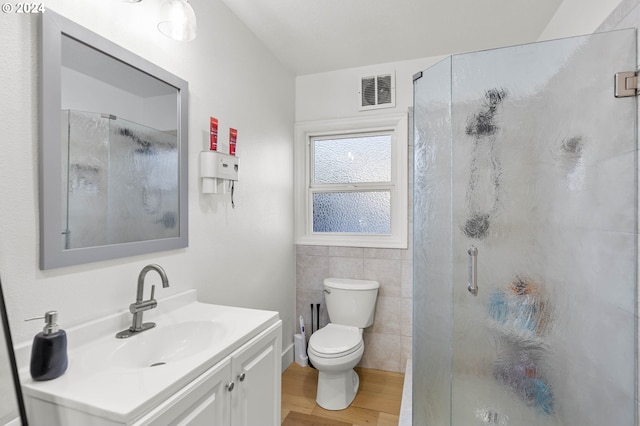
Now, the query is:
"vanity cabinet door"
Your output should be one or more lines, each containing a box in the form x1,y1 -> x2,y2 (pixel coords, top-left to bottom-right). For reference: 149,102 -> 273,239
230,321 -> 282,426
138,358 -> 231,426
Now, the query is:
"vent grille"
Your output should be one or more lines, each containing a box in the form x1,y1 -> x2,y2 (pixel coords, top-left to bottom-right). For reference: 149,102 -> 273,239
359,73 -> 395,110
361,77 -> 376,106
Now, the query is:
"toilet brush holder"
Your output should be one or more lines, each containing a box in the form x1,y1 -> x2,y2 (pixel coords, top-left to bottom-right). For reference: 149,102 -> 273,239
294,333 -> 308,367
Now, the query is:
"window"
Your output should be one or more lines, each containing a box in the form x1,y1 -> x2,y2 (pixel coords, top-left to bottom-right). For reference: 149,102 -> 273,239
294,114 -> 408,248
311,133 -> 392,233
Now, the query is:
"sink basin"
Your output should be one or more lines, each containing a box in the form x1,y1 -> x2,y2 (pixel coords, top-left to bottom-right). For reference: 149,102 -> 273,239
110,321 -> 225,369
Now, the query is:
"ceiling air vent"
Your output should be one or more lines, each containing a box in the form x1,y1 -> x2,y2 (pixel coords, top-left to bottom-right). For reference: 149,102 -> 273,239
359,72 -> 395,111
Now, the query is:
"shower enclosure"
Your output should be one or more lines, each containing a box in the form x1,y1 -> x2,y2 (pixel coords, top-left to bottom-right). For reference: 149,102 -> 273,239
413,29 -> 637,425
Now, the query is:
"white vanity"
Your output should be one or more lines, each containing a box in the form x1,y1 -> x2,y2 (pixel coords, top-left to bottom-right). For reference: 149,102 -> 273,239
18,290 -> 282,425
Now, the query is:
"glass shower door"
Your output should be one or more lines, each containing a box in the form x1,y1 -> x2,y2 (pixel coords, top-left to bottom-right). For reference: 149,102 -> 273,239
63,111 -> 179,250
414,28 -> 637,426
413,55 -> 453,426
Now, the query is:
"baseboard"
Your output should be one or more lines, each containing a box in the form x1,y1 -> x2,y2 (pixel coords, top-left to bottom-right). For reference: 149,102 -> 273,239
281,341 -> 294,372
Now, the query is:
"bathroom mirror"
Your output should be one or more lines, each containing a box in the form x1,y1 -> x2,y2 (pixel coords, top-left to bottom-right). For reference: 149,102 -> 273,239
39,11 -> 188,269
0,277 -> 28,425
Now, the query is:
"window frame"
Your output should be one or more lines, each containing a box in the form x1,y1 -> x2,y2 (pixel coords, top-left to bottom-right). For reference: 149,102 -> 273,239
294,113 -> 408,248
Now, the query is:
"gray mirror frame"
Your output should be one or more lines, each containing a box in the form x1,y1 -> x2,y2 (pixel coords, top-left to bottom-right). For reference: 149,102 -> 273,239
39,11 -> 188,270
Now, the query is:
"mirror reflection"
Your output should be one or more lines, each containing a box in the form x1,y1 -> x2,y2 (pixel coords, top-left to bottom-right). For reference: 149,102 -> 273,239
40,11 -> 188,269
61,36 -> 179,250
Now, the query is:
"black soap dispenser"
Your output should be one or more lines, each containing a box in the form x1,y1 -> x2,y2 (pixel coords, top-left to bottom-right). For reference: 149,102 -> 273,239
29,311 -> 68,381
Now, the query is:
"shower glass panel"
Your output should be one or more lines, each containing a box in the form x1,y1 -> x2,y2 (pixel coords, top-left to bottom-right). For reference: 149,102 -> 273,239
413,56 -> 453,426
413,29 -> 637,425
63,110 -> 179,250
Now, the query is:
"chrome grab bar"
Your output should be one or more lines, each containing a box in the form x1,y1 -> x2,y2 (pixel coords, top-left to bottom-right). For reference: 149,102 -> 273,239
467,246 -> 478,296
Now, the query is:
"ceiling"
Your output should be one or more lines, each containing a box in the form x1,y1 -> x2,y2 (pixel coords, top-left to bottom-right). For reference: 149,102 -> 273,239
220,0 -> 564,76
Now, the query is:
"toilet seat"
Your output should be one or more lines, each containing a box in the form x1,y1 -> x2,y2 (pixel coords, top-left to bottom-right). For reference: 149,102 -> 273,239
308,324 -> 363,358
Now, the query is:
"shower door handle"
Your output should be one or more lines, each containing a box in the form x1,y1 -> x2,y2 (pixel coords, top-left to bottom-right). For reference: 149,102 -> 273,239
467,246 -> 478,296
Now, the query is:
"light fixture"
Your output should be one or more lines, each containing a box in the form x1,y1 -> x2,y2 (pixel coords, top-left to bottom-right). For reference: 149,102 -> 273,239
157,0 -> 197,42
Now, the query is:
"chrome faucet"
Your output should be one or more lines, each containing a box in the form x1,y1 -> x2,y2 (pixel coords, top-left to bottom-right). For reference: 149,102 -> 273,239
116,264 -> 170,339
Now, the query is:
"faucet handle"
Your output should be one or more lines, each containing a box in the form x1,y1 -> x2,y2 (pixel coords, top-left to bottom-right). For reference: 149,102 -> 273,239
150,284 -> 155,301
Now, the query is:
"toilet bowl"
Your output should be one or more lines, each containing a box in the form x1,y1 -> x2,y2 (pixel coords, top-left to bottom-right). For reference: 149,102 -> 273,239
307,278 -> 379,410
308,324 -> 364,410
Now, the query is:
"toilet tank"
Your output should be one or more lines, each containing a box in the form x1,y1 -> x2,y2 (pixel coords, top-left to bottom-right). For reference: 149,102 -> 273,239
324,278 -> 379,328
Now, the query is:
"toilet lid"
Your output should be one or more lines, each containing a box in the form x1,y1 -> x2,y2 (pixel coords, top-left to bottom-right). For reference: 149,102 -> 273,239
309,324 -> 362,357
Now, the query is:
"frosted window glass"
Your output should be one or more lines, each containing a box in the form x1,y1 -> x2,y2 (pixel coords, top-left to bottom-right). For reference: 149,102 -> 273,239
312,191 -> 391,233
313,134 -> 391,184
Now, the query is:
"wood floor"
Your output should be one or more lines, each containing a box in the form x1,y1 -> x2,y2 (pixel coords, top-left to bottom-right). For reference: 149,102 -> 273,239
281,363 -> 404,426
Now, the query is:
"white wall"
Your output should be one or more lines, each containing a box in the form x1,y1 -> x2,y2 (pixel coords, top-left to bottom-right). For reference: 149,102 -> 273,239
295,57 -> 443,122
538,0 -> 623,40
0,0 -> 295,368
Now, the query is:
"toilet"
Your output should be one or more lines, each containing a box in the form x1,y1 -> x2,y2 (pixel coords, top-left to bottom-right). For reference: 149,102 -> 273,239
307,277 -> 379,410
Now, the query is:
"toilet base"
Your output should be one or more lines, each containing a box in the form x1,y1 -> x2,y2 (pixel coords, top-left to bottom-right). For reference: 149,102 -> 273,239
316,368 -> 360,410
